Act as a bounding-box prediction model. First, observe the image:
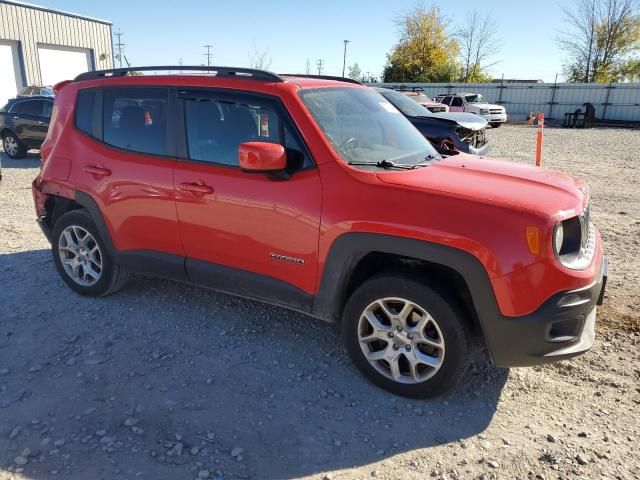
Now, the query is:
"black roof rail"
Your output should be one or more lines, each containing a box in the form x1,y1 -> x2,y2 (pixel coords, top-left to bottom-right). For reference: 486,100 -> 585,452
73,66 -> 284,82
279,74 -> 363,85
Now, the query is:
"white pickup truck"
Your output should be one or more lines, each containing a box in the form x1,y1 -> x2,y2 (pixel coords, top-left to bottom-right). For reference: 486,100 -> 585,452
434,92 -> 507,127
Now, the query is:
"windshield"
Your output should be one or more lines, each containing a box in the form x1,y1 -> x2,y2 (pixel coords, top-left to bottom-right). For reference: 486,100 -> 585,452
464,94 -> 487,104
408,93 -> 433,104
378,89 -> 431,118
299,87 -> 439,167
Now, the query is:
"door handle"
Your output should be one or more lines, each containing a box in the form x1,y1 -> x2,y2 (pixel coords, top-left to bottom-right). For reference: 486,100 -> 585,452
178,182 -> 214,195
83,165 -> 111,177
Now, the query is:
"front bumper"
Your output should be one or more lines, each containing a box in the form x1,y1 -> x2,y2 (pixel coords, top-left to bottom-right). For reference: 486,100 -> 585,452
484,256 -> 607,367
483,113 -> 507,123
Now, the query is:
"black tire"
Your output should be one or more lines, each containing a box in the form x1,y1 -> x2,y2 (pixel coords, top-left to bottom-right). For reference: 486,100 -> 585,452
490,122 -> 502,128
51,209 -> 128,297
2,132 -> 27,159
342,273 -> 469,398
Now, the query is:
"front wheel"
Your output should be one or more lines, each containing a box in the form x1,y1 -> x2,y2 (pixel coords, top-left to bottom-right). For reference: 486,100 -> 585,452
2,133 -> 27,159
490,122 -> 502,128
342,274 -> 469,398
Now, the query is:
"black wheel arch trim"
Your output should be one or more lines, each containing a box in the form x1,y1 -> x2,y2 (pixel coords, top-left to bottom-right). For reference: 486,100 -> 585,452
312,232 -> 502,353
74,190 -> 117,256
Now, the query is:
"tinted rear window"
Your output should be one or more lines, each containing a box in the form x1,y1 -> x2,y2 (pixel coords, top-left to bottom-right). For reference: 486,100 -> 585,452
75,89 -> 95,135
103,87 -> 169,156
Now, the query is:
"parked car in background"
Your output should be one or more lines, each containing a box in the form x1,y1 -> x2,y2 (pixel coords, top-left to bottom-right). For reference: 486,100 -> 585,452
377,88 -> 489,156
18,85 -> 55,97
434,93 -> 507,127
393,87 -> 449,113
0,96 -> 53,158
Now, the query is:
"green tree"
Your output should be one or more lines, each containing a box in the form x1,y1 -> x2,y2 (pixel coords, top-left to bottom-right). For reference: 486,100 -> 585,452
558,0 -> 640,82
347,63 -> 362,80
383,3 -> 460,82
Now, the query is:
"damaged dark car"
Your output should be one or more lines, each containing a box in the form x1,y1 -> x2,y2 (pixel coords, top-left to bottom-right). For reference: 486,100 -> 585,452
377,87 -> 489,156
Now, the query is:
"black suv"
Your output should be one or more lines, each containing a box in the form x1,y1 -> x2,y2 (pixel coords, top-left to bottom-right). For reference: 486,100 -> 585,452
0,96 -> 53,159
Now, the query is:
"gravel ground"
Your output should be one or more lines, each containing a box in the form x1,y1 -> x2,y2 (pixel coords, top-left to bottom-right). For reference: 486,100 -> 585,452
0,125 -> 639,480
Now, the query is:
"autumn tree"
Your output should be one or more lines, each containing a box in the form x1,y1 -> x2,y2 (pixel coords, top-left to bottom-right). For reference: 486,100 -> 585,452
456,10 -> 501,82
383,3 -> 460,82
347,63 -> 362,79
249,41 -> 272,70
558,0 -> 640,82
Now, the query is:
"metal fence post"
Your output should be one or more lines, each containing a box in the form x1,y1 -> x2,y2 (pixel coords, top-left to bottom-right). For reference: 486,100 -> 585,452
602,82 -> 613,120
548,73 -> 558,119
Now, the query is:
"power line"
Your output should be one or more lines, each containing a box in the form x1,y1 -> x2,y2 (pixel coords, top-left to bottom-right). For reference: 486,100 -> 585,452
316,59 -> 324,75
203,44 -> 214,67
114,30 -> 125,68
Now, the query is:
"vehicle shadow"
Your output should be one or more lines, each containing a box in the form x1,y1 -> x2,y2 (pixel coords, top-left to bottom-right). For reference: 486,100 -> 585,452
0,249 -> 508,480
0,150 -> 41,169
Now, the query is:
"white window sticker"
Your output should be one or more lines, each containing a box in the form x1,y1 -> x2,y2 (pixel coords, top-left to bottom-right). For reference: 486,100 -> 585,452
379,101 -> 399,114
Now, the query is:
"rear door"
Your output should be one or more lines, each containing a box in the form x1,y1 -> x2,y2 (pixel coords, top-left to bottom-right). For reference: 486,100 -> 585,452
172,88 -> 322,310
449,96 -> 465,112
69,86 -> 185,273
10,99 -> 48,146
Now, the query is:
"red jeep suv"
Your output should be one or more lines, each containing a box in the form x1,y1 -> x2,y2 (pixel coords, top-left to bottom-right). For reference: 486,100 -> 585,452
32,67 -> 607,398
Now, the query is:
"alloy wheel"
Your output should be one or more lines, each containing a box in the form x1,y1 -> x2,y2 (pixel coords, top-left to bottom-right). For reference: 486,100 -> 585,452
4,136 -> 18,157
58,225 -> 103,286
358,297 -> 445,384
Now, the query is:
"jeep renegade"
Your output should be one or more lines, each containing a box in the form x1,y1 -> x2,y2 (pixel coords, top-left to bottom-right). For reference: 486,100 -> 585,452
32,67 -> 606,398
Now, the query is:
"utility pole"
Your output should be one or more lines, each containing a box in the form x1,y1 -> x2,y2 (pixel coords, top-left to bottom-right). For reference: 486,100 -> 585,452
366,71 -> 372,83
305,59 -> 311,74
203,44 -> 213,67
114,30 -> 125,68
342,40 -> 350,77
316,59 -> 324,75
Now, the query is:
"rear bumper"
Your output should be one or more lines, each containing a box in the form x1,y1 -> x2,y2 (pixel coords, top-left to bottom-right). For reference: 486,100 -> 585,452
484,256 -> 607,367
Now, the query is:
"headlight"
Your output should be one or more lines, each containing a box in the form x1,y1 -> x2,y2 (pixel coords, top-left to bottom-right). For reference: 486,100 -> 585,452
553,205 -> 596,269
553,223 -> 564,254
480,109 -> 490,115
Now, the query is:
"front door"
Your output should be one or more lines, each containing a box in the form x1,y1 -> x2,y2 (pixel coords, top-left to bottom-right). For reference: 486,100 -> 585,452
173,89 -> 322,310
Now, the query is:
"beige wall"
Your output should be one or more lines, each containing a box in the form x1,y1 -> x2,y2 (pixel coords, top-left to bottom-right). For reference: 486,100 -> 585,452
0,1 -> 112,86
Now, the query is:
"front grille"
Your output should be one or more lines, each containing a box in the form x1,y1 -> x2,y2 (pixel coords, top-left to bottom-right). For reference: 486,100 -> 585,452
428,106 -> 448,113
489,109 -> 503,114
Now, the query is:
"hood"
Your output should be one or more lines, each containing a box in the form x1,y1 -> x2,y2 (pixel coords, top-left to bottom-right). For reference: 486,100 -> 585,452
423,112 -> 488,130
474,103 -> 504,110
376,155 -> 587,220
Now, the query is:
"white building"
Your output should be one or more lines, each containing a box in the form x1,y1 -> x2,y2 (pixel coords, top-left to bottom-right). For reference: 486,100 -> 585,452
0,0 -> 113,105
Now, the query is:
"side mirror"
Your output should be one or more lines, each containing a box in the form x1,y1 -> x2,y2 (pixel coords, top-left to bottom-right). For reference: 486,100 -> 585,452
238,142 -> 286,173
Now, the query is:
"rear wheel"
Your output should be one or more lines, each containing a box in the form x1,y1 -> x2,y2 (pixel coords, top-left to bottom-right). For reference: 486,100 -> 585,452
51,210 -> 128,296
342,274 -> 469,398
2,132 -> 27,159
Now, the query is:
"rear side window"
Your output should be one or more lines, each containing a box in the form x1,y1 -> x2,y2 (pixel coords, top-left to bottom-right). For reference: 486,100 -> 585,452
184,98 -> 281,166
75,89 -> 95,135
13,100 -> 45,115
103,87 -> 169,156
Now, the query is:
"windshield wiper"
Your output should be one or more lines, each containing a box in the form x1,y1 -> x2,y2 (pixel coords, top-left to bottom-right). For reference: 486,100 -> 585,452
347,159 -> 419,170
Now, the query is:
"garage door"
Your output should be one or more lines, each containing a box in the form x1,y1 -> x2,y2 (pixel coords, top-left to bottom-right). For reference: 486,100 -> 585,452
0,42 -> 21,107
38,45 -> 91,86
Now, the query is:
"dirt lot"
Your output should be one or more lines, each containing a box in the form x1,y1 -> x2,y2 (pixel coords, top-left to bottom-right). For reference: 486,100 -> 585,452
0,125 -> 639,480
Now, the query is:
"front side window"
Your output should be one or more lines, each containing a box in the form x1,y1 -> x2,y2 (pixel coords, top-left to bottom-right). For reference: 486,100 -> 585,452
184,97 -> 281,166
465,94 -> 487,104
451,97 -> 463,107
441,96 -> 452,105
299,87 -> 439,167
103,87 -> 169,156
